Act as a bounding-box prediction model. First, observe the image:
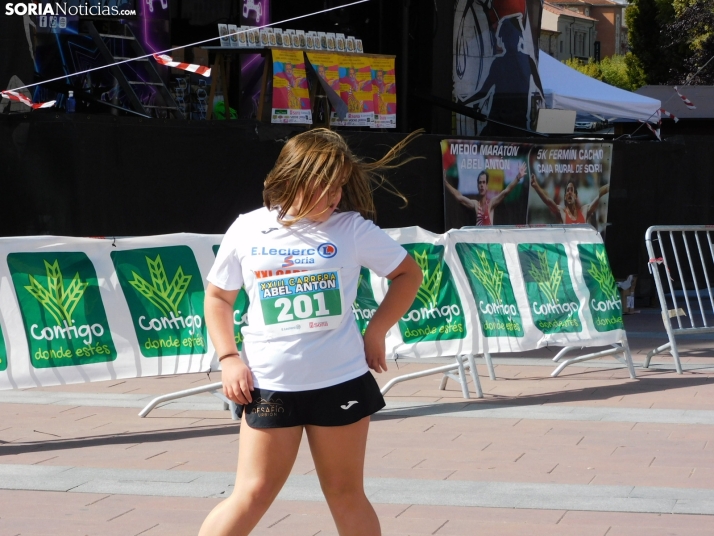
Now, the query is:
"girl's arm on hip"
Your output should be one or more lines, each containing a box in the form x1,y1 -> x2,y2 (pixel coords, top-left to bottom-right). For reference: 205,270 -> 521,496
362,255 -> 423,373
205,283 -> 254,404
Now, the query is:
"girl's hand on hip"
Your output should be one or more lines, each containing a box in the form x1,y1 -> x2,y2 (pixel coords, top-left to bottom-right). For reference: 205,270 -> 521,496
363,328 -> 388,373
221,357 -> 254,404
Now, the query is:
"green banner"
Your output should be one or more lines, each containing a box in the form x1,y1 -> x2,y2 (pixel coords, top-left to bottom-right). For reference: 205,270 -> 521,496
111,246 -> 206,357
456,243 -> 524,338
0,325 -> 7,372
8,252 -> 117,368
518,243 -> 582,334
398,244 -> 466,343
352,267 -> 379,336
212,245 -> 249,350
578,244 -> 624,332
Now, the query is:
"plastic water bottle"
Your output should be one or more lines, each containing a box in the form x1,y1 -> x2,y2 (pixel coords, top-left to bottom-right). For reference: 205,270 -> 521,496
66,91 -> 76,113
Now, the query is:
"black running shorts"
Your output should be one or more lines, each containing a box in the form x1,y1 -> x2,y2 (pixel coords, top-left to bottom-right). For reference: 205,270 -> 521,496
241,371 -> 385,428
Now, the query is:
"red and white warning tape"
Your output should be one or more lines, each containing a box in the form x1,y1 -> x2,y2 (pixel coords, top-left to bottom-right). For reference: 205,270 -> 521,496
674,86 -> 696,110
639,119 -> 661,140
648,257 -> 674,280
660,108 -> 679,122
0,90 -> 56,110
152,54 -> 211,77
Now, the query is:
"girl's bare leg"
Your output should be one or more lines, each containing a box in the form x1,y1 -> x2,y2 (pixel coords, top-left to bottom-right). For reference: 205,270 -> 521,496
198,422 -> 303,536
306,416 -> 380,536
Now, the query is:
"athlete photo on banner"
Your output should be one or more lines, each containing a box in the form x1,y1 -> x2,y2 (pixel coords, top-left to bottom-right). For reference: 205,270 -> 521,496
441,140 -> 531,230
526,144 -> 612,233
442,141 -> 613,233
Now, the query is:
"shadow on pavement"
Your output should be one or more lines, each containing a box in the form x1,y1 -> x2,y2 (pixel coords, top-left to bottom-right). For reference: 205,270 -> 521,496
373,372 -> 713,420
0,422 -> 240,456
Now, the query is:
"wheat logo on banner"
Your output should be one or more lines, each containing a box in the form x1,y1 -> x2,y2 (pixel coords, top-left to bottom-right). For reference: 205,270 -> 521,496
398,244 -> 466,342
456,243 -> 523,337
518,244 -> 582,334
578,244 -> 624,332
111,247 -> 206,357
8,253 -> 117,368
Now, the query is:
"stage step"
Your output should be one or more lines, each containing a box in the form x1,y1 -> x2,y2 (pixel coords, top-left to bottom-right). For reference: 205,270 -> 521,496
83,20 -> 184,119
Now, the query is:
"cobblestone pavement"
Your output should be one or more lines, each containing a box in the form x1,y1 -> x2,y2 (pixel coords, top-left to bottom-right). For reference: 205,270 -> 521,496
2,309 -> 714,535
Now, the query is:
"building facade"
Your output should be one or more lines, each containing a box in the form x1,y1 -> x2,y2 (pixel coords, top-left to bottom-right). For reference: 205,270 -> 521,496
540,2 -> 597,61
548,0 -> 628,60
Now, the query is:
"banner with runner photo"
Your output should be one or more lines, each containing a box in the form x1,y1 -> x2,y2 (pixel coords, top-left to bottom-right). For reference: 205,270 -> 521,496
527,143 -> 612,232
441,140 -> 613,232
271,49 -> 312,124
441,140 -> 531,229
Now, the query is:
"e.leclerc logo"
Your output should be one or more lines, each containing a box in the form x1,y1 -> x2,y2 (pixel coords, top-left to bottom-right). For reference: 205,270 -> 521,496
317,243 -> 337,258
253,242 -> 337,268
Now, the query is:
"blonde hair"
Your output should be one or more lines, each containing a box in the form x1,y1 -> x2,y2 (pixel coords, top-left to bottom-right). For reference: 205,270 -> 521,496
263,128 -> 422,226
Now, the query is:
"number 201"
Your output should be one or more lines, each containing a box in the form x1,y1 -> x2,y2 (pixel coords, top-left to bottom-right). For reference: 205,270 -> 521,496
275,293 -> 330,321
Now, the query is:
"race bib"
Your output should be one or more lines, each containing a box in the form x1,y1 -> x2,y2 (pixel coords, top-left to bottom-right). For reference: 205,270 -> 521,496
258,269 -> 344,336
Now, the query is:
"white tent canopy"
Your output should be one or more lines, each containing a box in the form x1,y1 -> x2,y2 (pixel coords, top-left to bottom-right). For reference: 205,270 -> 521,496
539,51 -> 661,123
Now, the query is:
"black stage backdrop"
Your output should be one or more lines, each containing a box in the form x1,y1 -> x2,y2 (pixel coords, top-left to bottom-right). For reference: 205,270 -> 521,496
2,114 -> 713,293
0,115 -> 444,238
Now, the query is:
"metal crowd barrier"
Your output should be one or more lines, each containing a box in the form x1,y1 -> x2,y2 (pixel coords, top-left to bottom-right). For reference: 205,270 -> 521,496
139,354 -> 484,418
645,225 -> 714,373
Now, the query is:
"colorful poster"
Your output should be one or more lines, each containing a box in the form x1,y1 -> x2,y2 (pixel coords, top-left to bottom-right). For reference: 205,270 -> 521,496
441,141 -> 612,233
306,51 -> 341,93
111,246 -> 207,357
330,54 -> 375,127
8,252 -> 117,368
271,49 -> 312,124
371,57 -> 396,128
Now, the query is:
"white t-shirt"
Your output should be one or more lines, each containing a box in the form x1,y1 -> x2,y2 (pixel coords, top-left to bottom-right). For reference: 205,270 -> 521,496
207,207 -> 407,391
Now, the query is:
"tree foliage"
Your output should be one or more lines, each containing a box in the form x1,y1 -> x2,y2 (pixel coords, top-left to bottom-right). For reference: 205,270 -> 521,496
627,0 -> 714,84
564,54 -> 646,91
664,0 -> 714,84
627,0 -> 670,83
